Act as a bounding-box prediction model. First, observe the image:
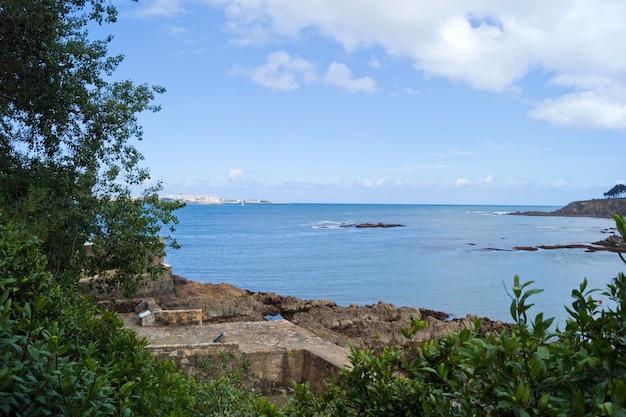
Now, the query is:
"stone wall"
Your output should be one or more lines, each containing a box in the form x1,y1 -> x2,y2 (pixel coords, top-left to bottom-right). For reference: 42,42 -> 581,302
147,343 -> 341,392
245,349 -> 341,392
302,350 -> 343,392
152,309 -> 203,326
80,241 -> 174,299
148,342 -> 239,360
245,350 -> 305,389
148,342 -> 240,380
135,263 -> 175,297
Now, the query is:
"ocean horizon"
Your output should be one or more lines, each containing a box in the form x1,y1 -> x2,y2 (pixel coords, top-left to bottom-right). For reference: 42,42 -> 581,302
164,203 -> 621,326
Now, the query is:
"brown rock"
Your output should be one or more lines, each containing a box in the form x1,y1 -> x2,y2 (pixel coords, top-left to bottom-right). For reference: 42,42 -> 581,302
355,223 -> 405,228
150,275 -> 508,352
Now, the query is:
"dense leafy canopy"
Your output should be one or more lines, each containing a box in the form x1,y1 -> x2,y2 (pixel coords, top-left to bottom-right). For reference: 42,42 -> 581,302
0,0 -> 182,295
605,184 -> 626,199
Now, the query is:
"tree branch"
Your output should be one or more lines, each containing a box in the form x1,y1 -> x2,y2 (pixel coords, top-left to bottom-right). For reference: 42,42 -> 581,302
0,92 -> 17,102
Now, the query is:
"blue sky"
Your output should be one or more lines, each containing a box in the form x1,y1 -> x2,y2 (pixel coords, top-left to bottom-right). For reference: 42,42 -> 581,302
102,0 -> 625,205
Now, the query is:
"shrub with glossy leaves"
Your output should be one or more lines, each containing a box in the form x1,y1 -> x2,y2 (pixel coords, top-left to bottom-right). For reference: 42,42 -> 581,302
0,220 -> 279,416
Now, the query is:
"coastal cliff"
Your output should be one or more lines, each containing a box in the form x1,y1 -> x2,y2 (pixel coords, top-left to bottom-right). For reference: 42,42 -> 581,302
515,198 -> 626,218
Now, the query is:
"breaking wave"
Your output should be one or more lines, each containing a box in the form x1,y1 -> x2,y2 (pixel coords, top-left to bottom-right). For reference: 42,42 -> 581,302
312,220 -> 356,229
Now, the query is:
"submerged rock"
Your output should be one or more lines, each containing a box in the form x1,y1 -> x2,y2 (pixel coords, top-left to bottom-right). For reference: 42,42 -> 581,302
354,223 -> 405,228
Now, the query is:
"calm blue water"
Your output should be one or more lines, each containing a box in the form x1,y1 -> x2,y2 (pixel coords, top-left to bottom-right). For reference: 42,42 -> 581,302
164,204 -> 622,325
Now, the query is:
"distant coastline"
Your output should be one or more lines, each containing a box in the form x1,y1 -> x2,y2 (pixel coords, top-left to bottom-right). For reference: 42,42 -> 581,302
159,196 -> 626,215
513,198 -> 626,218
160,195 -> 281,205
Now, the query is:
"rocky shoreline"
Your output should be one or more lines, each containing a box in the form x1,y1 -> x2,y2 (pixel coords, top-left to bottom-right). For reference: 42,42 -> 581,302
149,276 -> 507,352
124,199 -> 625,352
506,198 -> 626,253
482,232 -> 626,253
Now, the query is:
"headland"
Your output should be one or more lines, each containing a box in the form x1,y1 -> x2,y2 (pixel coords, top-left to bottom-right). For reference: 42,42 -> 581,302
513,198 -> 626,218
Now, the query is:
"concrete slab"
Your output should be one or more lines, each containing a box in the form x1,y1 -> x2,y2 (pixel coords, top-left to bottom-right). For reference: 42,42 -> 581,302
121,315 -> 351,370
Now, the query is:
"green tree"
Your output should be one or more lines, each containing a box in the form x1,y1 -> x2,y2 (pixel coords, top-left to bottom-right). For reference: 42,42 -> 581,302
604,184 -> 626,199
0,0 -> 182,296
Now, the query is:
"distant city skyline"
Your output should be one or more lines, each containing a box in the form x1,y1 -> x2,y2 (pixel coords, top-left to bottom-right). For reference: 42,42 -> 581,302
162,194 -> 276,204
104,1 -> 626,205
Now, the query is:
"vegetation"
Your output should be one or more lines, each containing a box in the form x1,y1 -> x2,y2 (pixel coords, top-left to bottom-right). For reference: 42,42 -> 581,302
0,220 -> 280,416
0,1 -> 276,415
5,211 -> 626,416
4,1 -> 626,416
0,0 -> 182,297
604,184 -> 626,199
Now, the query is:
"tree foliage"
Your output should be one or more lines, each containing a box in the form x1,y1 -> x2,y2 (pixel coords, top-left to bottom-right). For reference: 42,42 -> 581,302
0,0 -> 182,296
0,219 -> 280,416
604,184 -> 626,199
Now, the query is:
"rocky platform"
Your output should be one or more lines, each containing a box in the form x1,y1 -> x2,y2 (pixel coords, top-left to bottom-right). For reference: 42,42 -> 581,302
150,276 -> 507,352
481,233 -> 626,253
505,199 -> 626,253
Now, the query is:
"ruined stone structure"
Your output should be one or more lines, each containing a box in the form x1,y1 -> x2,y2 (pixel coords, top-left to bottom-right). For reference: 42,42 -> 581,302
86,243 -> 351,392
121,314 -> 350,392
79,241 -> 175,298
134,298 -> 203,326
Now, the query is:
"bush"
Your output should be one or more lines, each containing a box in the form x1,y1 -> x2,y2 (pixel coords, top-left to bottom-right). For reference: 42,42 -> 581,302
0,221 -> 278,416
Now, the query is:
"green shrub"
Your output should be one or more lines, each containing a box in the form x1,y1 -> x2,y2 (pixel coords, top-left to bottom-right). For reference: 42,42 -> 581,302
0,221 -> 278,416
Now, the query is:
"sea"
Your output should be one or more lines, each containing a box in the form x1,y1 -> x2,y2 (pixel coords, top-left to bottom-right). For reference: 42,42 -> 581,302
164,204 -> 623,327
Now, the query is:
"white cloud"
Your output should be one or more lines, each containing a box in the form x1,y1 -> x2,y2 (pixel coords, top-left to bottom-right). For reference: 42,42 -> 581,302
323,62 -> 377,93
455,178 -> 471,186
480,138 -> 506,151
207,0 -> 626,130
241,53 -> 376,93
485,175 -> 494,184
361,177 -> 411,188
363,178 -> 386,188
552,179 -> 568,188
529,91 -> 626,129
228,168 -> 257,185
417,14 -> 526,92
247,51 -> 317,91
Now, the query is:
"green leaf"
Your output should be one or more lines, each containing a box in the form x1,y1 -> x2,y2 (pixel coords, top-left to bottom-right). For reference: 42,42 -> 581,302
615,381 -> 626,407
537,346 -> 550,360
119,381 -> 136,396
515,382 -> 530,405
510,298 -> 518,321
